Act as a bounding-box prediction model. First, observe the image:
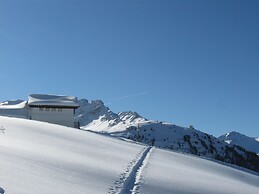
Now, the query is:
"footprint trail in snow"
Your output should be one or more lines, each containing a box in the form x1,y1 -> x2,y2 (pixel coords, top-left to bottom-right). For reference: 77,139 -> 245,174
108,146 -> 153,194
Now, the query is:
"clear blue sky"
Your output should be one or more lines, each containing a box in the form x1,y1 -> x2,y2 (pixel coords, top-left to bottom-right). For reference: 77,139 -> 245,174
1,0 -> 259,137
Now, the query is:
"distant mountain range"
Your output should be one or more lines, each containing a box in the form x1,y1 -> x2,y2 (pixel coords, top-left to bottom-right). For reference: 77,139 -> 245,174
75,99 -> 259,172
1,98 -> 259,172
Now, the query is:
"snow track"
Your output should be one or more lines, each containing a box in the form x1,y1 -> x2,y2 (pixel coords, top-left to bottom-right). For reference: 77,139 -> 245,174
108,146 -> 153,194
131,147 -> 153,194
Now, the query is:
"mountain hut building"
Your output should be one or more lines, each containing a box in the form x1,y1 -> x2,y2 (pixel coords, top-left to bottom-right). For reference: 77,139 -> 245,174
27,94 -> 79,128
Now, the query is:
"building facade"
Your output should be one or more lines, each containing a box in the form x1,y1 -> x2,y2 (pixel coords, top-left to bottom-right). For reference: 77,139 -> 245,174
28,94 -> 79,128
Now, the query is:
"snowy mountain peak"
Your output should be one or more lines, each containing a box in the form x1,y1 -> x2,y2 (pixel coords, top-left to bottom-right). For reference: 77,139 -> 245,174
119,111 -> 145,122
75,99 -> 120,127
219,131 -> 259,154
226,131 -> 241,137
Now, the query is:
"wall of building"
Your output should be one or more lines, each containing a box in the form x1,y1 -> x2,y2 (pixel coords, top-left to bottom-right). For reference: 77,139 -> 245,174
28,107 -> 75,127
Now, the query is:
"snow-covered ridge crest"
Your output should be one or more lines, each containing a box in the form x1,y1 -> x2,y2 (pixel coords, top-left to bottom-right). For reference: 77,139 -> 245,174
219,131 -> 259,154
119,111 -> 146,122
75,100 -> 147,132
75,99 -> 120,127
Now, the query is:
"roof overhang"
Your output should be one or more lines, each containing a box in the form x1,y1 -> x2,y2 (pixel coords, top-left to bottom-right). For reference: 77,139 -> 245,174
28,104 -> 79,109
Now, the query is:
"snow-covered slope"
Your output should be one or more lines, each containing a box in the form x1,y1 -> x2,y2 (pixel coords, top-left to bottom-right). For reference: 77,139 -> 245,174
0,116 -> 258,194
138,148 -> 259,194
219,131 -> 259,154
0,116 -> 144,194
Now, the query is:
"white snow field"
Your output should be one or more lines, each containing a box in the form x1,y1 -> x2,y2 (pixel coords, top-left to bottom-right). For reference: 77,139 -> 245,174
0,116 -> 258,194
138,149 -> 259,194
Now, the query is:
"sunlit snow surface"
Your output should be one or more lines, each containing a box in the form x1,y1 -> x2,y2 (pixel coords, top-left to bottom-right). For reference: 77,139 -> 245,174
0,116 -> 258,194
138,149 -> 259,194
0,116 -> 144,193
